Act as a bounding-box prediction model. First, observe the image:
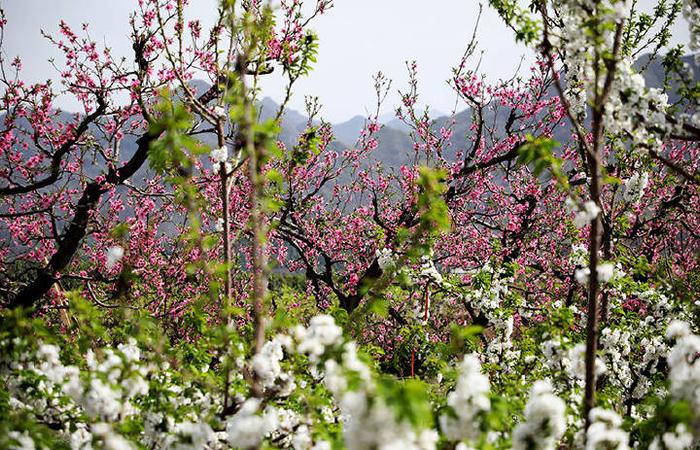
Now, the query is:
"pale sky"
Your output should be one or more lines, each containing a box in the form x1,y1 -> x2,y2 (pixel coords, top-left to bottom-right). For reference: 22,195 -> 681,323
0,0 -> 691,122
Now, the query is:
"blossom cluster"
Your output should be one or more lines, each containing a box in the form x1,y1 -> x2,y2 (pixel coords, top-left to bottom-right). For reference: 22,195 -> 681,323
3,307 -> 700,449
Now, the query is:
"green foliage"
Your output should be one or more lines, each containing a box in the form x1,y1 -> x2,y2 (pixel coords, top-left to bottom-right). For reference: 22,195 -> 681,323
633,398 -> 694,447
450,324 -> 485,354
487,0 -> 541,43
622,0 -> 682,57
287,32 -> 320,78
290,126 -> 322,166
517,135 -> 568,189
397,167 -> 451,260
148,90 -> 205,175
376,377 -> 434,429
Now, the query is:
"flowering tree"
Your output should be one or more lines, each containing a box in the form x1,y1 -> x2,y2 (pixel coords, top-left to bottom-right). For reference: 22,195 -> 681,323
0,0 -> 327,317
2,0 -> 700,449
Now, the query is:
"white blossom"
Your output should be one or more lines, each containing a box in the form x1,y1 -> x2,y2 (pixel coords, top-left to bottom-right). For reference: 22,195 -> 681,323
252,337 -> 285,389
213,105 -> 226,118
684,0 -> 700,57
623,172 -> 649,203
575,264 -> 615,285
211,146 -> 229,172
211,146 -> 228,164
7,431 -> 35,450
512,381 -> 567,450
92,423 -> 134,450
575,268 -> 590,285
83,378 -> 122,420
70,425 -> 92,450
311,441 -> 332,450
296,315 -> 343,362
569,343 -> 607,380
215,218 -> 225,233
166,421 -> 214,450
650,424 -> 694,450
291,424 -> 312,449
573,201 -> 601,228
106,246 -> 124,270
439,354 -> 490,443
586,408 -> 628,450
597,263 -> 614,283
376,247 -> 395,271
666,322 -> 700,412
225,398 -> 278,449
666,320 -> 691,340
420,258 -> 443,284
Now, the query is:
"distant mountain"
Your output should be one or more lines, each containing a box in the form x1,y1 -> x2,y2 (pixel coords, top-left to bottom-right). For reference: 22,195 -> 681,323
257,97 -> 310,147
370,126 -> 415,169
432,108 -> 474,159
378,112 -> 412,133
332,115 -> 366,146
378,112 -> 398,124
109,52 -> 700,175
383,118 -> 413,133
5,52 -> 695,186
328,113 -> 419,169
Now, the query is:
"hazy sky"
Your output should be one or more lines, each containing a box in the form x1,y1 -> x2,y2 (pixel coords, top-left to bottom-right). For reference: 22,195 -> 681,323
1,1 -> 691,122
